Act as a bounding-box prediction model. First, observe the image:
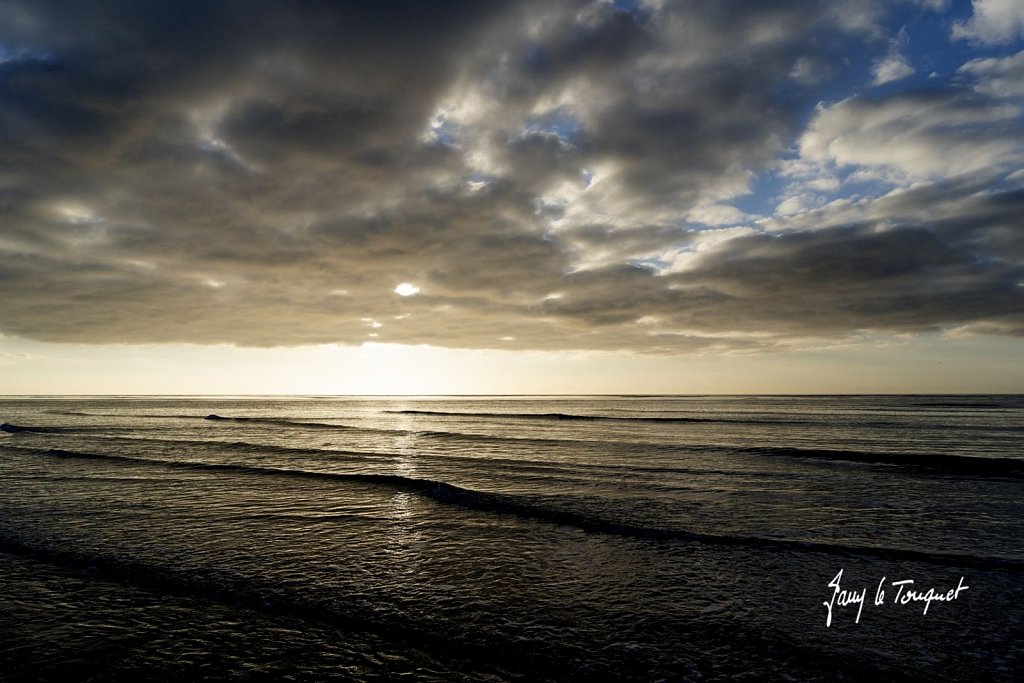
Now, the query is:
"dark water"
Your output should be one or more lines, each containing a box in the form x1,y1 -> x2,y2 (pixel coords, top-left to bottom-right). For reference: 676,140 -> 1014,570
1,395 -> 1022,681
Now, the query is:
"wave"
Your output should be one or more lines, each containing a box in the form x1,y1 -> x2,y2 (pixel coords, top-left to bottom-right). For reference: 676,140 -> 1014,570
210,412 -> 1024,435
29,409 -> 1024,445
43,412 -> 440,438
0,428 -> 803,481
737,445 -> 1024,476
0,417 -> 766,487
44,411 -> 206,419
3,422 -> 52,433
12,446 -> 1023,571
384,409 -> 783,424
7,417 -> 1022,478
909,401 -> 1012,409
1,422 -> 107,434
4,416 -> 716,455
39,413 -> 402,433
383,410 -> 1023,433
202,414 -> 362,431
41,412 -> 367,431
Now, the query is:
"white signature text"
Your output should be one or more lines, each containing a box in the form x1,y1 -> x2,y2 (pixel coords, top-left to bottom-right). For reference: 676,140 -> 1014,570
823,569 -> 969,627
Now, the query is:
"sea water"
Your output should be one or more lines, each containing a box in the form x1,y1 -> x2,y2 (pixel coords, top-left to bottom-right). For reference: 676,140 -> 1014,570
1,395 -> 1022,680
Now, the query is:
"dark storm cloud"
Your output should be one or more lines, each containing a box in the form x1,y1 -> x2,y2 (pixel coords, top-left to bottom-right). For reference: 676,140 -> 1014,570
1,0 -> 1022,352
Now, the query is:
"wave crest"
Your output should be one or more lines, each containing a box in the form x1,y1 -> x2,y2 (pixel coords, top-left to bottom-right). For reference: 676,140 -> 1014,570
10,445 -> 1022,571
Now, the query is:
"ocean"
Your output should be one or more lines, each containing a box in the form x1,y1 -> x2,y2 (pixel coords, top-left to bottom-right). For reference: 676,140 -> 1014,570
1,395 -> 1022,681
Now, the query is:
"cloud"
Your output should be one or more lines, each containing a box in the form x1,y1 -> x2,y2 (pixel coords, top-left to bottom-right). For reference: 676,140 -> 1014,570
0,351 -> 33,365
789,57 -> 832,85
959,49 -> 1024,98
686,204 -> 753,227
799,88 -> 1023,180
953,0 -> 1024,45
0,1 -> 1022,355
872,52 -> 914,84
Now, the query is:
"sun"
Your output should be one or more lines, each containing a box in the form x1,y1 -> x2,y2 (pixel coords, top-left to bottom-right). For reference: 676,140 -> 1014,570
394,283 -> 421,297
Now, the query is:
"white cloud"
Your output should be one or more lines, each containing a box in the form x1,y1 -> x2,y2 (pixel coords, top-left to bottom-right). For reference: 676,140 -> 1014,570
770,159 -> 841,219
776,159 -> 841,190
959,49 -> 1024,98
872,52 -> 915,84
799,92 -> 1023,180
953,0 -> 1024,44
775,193 -> 825,216
661,226 -> 756,273
686,203 -> 751,226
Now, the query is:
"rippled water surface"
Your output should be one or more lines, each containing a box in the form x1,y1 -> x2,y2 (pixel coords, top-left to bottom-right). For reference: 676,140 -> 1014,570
1,395 -> 1022,681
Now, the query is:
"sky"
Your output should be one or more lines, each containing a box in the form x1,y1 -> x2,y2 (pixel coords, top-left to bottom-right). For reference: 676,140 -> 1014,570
1,0 -> 1023,394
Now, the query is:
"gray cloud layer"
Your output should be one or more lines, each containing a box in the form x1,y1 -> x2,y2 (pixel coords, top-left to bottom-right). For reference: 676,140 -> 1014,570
1,0 -> 1022,352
